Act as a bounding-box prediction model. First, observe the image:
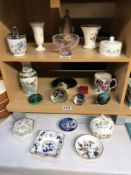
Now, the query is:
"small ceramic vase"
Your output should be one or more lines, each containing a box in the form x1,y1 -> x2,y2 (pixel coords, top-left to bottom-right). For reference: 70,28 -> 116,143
7,26 -> 27,56
19,62 -> 38,95
90,115 -> 115,139
30,22 -> 45,51
99,36 -> 122,57
81,25 -> 101,49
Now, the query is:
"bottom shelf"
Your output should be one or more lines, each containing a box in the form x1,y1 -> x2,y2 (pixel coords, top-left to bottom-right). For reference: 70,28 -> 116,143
7,77 -> 131,115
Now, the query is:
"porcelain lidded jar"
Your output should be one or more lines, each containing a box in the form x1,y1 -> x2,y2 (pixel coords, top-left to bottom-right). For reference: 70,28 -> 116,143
19,62 -> 38,95
90,115 -> 115,139
99,36 -> 122,57
7,26 -> 27,56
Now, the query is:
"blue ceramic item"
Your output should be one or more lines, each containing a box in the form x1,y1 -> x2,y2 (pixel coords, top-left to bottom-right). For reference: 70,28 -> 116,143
59,118 -> 78,131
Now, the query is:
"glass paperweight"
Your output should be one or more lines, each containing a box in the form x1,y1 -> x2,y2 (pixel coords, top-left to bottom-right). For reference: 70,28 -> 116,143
52,33 -> 79,58
28,93 -> 43,105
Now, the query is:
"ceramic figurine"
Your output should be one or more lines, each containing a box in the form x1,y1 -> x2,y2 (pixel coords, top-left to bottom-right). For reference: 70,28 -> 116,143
99,36 -> 122,57
75,135 -> 103,159
94,72 -> 117,93
30,130 -> 65,157
30,22 -> 45,51
59,9 -> 74,35
96,92 -> 110,105
12,117 -> 35,139
19,62 -> 38,95
7,26 -> 27,56
81,25 -> 101,49
90,114 -> 115,139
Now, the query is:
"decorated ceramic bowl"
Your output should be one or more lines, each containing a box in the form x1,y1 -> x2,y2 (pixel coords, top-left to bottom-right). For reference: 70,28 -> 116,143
59,117 -> 78,131
75,135 -> 103,159
90,115 -> 115,139
30,130 -> 65,157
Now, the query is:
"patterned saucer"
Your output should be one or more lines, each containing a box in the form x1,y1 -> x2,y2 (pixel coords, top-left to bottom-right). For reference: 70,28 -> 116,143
59,118 -> 78,131
75,135 -> 103,159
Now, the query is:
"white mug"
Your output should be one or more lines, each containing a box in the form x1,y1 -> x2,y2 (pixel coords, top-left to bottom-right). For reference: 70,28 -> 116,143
94,72 -> 117,93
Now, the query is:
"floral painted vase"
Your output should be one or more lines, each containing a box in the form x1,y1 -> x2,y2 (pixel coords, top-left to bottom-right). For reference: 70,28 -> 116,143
90,115 -> 115,139
19,62 -> 38,95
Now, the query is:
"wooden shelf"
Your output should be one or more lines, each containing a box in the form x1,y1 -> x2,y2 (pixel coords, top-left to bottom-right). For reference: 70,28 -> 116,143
0,43 -> 129,62
5,77 -> 131,115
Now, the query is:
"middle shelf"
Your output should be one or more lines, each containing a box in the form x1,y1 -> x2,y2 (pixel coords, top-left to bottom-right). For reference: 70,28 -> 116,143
5,77 -> 130,115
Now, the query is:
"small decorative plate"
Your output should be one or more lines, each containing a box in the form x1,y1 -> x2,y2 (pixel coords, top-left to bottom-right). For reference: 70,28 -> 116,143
75,135 -> 104,159
30,130 -> 65,157
28,93 -> 43,105
51,77 -> 77,89
50,87 -> 68,103
59,118 -> 78,131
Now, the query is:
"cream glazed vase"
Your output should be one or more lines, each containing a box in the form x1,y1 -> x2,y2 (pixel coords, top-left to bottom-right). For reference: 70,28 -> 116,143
90,115 -> 115,139
81,25 -> 101,49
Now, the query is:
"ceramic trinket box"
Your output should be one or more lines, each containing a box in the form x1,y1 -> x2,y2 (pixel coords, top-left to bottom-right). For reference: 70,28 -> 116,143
30,130 -> 65,157
99,36 -> 122,57
12,117 -> 35,139
90,115 -> 115,139
73,93 -> 85,105
7,26 -> 27,56
96,92 -> 110,105
75,135 -> 103,159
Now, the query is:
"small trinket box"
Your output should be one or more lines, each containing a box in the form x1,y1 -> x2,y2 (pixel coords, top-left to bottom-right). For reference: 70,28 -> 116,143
96,92 -> 110,105
78,86 -> 88,94
12,117 -> 35,139
90,114 -> 115,139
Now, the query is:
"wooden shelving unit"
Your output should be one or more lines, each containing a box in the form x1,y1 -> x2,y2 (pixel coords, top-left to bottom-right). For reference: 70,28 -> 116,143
0,0 -> 131,116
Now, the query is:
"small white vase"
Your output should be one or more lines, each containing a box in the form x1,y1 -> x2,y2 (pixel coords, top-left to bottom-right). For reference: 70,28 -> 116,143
30,22 -> 45,51
81,25 -> 101,49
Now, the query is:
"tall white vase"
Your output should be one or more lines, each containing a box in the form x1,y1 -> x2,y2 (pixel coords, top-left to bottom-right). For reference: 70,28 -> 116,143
81,25 -> 101,49
30,22 -> 45,51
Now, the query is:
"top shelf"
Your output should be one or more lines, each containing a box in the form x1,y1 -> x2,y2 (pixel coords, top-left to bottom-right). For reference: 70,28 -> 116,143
0,43 -> 129,62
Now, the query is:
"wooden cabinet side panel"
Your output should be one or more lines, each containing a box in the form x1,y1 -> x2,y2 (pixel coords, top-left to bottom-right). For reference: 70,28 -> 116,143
0,62 -> 21,101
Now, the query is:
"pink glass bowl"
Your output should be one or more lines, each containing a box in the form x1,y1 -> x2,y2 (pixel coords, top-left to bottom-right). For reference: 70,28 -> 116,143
52,33 -> 79,58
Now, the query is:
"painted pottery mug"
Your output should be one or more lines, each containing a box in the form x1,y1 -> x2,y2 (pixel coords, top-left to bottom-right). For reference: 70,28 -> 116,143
94,72 -> 117,93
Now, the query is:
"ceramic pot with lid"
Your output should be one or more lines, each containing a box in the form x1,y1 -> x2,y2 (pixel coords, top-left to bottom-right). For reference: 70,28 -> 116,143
99,36 -> 122,57
19,62 -> 38,95
7,26 -> 27,56
90,114 -> 115,139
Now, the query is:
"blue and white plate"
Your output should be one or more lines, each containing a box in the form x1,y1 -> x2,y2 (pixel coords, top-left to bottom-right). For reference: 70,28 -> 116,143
59,118 -> 78,131
30,130 -> 65,157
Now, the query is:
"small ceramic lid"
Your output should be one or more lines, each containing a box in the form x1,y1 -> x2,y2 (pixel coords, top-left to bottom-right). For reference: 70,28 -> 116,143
100,36 -> 122,46
8,26 -> 25,39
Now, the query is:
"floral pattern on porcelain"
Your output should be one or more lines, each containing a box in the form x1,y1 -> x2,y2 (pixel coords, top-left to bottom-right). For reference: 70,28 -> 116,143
75,135 -> 103,159
7,37 -> 27,56
30,130 -> 65,157
19,63 -> 38,95
12,117 -> 35,139
90,115 -> 115,139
